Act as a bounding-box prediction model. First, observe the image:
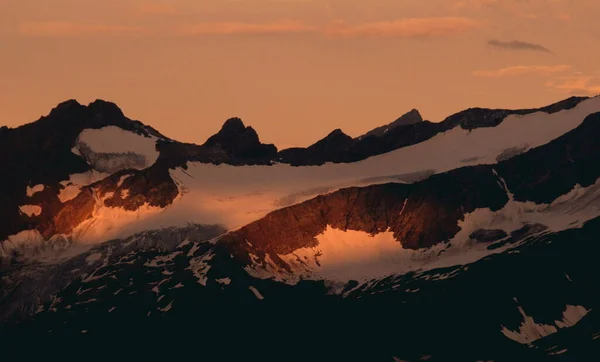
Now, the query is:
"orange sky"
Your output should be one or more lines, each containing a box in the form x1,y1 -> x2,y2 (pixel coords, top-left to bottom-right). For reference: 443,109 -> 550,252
1,0 -> 599,147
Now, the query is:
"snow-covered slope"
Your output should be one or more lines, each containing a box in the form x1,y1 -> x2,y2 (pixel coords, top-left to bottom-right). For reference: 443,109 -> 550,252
75,126 -> 160,172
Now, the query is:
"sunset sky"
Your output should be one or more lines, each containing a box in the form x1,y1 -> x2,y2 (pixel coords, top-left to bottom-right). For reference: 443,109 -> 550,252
1,0 -> 599,148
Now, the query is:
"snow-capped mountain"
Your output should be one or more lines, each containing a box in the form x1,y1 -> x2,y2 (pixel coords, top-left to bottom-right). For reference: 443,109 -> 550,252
1,95 -> 600,361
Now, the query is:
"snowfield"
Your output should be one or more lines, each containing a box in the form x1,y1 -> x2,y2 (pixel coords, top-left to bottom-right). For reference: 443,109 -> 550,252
74,126 -> 159,173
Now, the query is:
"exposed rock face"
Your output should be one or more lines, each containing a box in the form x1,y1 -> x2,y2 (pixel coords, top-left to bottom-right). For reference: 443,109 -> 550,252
277,96 -> 589,166
360,109 -> 423,139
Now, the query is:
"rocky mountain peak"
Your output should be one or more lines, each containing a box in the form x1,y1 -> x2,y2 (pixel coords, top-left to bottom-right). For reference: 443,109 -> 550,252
87,99 -> 126,118
326,128 -> 349,139
360,108 -> 423,139
219,117 -> 247,134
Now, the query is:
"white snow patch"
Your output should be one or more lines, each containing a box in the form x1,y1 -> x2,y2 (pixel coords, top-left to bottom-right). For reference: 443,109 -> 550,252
549,349 -> 567,356
144,251 -> 182,268
26,184 -> 45,197
19,205 -> 42,217
187,251 -> 214,286
59,170 -> 108,203
117,175 -> 131,188
501,304 -> 590,344
216,278 -> 231,285
75,126 -> 159,172
158,301 -> 173,312
85,252 -> 102,265
248,286 -> 264,300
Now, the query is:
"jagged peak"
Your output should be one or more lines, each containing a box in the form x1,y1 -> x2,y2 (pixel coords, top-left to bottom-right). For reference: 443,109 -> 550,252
87,99 -> 125,117
327,128 -> 348,138
49,99 -> 83,115
220,117 -> 246,133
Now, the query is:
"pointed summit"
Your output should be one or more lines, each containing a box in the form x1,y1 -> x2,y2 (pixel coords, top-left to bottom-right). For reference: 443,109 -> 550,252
360,109 -> 423,139
219,117 -> 246,134
202,117 -> 277,165
88,99 -> 125,118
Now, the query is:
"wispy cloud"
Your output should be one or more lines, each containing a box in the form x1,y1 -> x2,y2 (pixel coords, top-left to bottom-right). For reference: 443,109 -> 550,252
324,17 -> 481,38
18,17 -> 482,38
546,76 -> 600,96
179,20 -> 315,35
19,21 -> 143,37
487,39 -> 552,53
472,65 -> 571,77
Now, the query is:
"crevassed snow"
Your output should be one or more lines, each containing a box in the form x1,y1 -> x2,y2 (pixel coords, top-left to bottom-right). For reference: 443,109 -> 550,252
501,304 -> 590,344
19,205 -> 42,217
26,184 -> 45,197
246,175 -> 600,285
75,126 -> 159,172
0,230 -> 43,259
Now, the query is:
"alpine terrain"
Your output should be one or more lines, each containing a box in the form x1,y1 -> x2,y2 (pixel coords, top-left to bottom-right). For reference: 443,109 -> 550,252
2,96 -> 600,361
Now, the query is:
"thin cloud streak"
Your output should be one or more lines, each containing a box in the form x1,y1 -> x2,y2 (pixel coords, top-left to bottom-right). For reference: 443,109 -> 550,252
488,39 -> 553,53
179,20 -> 316,35
19,21 -> 143,37
472,65 -> 572,77
324,18 -> 481,38
18,17 -> 481,38
546,76 -> 600,96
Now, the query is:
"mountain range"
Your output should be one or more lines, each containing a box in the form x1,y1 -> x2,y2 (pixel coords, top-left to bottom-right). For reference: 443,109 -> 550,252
1,95 -> 600,361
